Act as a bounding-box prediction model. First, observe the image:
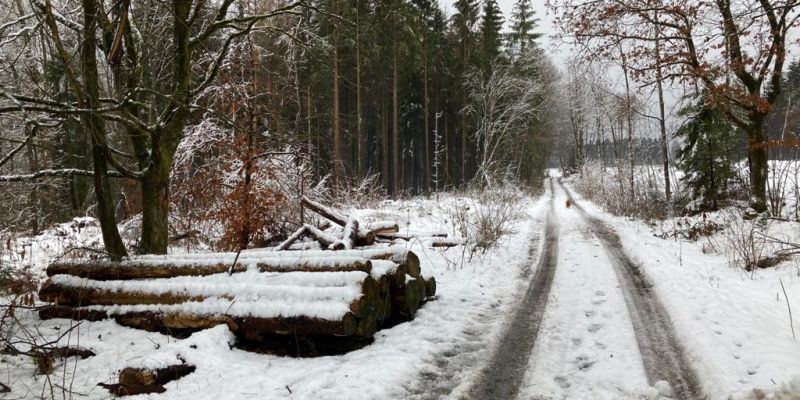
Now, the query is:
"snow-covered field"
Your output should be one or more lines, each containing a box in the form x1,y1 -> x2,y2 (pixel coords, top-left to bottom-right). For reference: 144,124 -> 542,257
0,193 -> 548,399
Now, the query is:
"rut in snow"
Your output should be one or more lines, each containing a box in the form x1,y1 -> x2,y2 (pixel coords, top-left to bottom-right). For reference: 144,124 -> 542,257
466,178 -> 560,400
559,181 -> 704,399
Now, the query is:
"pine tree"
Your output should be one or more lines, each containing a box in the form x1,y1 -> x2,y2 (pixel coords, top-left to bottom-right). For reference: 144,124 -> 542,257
480,0 -> 504,70
508,0 -> 541,58
675,93 -> 740,212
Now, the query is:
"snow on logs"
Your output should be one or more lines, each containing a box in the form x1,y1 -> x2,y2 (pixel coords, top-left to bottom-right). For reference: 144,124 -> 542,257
38,248 -> 435,347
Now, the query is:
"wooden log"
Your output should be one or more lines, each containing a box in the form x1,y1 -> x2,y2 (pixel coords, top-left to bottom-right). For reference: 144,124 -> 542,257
377,231 -> 448,241
39,274 -> 378,319
39,306 -> 367,337
331,217 -> 359,250
304,224 -> 338,247
392,277 -> 425,319
118,364 -> 196,386
255,258 -> 371,273
47,257 -> 373,281
277,226 -> 308,251
366,221 -> 400,235
301,196 -> 347,226
423,276 -> 437,298
46,261 -> 247,280
100,363 -> 196,396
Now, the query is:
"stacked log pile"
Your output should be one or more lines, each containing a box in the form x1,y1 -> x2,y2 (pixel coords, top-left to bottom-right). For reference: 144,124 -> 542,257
38,248 -> 435,346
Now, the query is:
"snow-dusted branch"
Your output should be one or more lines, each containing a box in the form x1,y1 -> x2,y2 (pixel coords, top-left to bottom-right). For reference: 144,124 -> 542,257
0,168 -> 127,182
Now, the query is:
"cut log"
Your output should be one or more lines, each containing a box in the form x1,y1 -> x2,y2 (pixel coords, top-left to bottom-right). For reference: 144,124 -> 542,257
392,277 -> 426,319
423,276 -> 437,297
331,217 -> 359,250
47,258 -> 372,281
425,238 -> 464,248
118,364 -> 196,386
304,224 -> 338,247
46,261 -> 247,280
366,221 -> 400,235
39,273 -> 378,319
301,196 -> 347,226
377,231 -> 448,241
277,226 -> 308,251
101,363 -> 196,396
39,306 -> 368,337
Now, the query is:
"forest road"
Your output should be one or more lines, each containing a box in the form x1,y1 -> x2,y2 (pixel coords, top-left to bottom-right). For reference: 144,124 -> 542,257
464,179 -> 704,400
465,178 -> 560,400
557,180 -> 704,400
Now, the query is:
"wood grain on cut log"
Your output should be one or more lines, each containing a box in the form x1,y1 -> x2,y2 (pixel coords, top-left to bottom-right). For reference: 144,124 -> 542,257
46,262 -> 247,280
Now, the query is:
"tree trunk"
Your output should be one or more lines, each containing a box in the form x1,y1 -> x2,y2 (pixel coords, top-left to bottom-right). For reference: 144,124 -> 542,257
332,16 -> 342,185
82,0 -> 127,260
654,17 -> 671,201
392,38 -> 400,197
355,4 -> 365,179
746,117 -> 769,212
139,157 -> 170,254
423,42 -> 431,192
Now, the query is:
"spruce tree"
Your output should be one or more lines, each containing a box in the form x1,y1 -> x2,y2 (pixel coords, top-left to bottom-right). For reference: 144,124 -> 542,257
675,93 -> 739,211
480,0 -> 504,70
508,0 -> 541,58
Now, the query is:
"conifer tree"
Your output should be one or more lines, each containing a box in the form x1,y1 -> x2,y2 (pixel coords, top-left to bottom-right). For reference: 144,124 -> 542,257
675,94 -> 740,211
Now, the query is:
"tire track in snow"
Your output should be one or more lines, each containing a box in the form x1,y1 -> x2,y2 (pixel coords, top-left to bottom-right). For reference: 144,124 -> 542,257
558,181 -> 704,400
465,178 -> 560,399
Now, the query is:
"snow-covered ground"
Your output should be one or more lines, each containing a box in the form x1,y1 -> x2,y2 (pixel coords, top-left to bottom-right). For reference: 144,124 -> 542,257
3,169 -> 800,399
0,192 -> 548,400
565,174 -> 800,400
518,189 -> 653,399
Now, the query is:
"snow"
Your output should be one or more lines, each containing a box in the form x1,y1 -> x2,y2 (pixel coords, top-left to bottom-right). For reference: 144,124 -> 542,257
564,176 -> 800,399
2,192 -> 547,399
518,194 -> 651,399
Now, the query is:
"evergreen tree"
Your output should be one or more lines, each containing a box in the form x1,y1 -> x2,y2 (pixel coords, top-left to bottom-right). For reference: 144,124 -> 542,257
508,0 -> 541,58
675,93 -> 740,211
480,0 -> 504,70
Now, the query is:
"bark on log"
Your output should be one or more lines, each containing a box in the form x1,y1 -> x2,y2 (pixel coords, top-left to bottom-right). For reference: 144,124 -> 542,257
301,196 -> 347,226
331,217 -> 359,250
118,364 -> 196,386
277,226 -> 308,251
46,262 -> 247,280
47,258 -> 372,280
366,221 -> 400,235
100,363 -> 195,396
39,275 -> 378,318
39,306 -> 368,337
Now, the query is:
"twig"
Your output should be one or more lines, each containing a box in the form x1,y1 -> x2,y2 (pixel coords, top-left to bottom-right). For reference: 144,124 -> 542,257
779,278 -> 796,340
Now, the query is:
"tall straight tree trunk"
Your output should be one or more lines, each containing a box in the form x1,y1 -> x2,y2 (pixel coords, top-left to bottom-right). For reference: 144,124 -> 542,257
423,42 -> 431,192
382,86 -> 389,189
654,17 -> 671,201
332,20 -> 342,185
619,45 -> 635,202
392,36 -> 400,196
355,4 -> 365,178
81,0 -> 127,259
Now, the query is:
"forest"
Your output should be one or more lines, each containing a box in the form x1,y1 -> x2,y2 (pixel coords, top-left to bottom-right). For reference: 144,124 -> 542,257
1,0 -> 800,399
